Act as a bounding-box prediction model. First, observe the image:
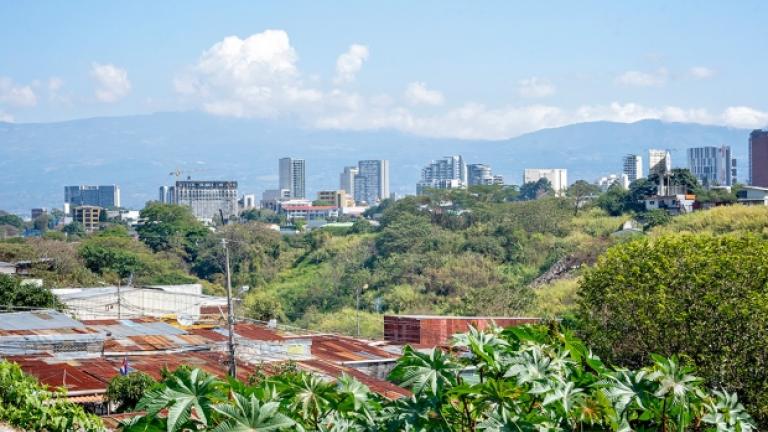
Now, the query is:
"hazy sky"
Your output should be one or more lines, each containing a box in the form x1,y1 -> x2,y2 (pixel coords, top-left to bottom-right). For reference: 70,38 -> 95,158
1,1 -> 766,139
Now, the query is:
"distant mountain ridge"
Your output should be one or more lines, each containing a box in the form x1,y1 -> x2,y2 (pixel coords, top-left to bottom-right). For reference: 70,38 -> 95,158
0,112 -> 751,214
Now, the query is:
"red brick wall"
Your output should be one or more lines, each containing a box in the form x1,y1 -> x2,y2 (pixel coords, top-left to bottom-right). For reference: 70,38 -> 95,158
384,316 -> 540,346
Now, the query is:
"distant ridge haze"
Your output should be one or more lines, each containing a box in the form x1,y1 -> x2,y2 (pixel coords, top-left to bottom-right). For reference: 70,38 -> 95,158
0,112 -> 750,214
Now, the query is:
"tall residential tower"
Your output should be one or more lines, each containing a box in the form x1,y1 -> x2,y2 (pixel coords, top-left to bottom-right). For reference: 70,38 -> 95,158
279,157 -> 306,198
354,160 -> 390,205
687,146 -> 736,187
417,155 -> 467,194
622,154 -> 643,183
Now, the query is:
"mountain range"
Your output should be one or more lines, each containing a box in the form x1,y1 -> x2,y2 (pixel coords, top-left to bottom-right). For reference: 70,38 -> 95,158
0,112 -> 752,215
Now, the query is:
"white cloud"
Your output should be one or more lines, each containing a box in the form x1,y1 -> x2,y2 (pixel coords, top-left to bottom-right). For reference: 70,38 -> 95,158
517,77 -> 555,98
334,44 -> 369,84
48,77 -> 63,92
176,30 -> 767,140
615,68 -> 668,87
0,77 -> 37,107
721,106 -> 768,128
689,66 -> 715,79
90,63 -> 131,102
175,30 -> 324,117
404,82 -> 444,106
0,111 -> 13,122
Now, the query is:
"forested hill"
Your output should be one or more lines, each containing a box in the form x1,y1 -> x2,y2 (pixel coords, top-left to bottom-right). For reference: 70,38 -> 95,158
0,112 -> 750,212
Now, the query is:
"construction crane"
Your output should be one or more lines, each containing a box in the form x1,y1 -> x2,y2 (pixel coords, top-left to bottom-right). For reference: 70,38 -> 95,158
169,167 -> 208,181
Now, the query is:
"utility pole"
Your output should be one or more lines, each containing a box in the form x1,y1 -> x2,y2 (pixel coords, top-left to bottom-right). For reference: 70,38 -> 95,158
117,279 -> 121,320
356,284 -> 368,338
222,238 -> 237,377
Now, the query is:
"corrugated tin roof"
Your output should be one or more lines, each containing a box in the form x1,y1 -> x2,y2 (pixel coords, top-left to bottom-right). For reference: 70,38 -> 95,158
299,359 -> 410,400
310,335 -> 398,362
86,320 -> 187,337
0,310 -> 83,331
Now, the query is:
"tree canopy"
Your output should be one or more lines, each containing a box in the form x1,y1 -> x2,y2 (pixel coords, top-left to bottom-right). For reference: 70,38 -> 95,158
578,232 -> 768,425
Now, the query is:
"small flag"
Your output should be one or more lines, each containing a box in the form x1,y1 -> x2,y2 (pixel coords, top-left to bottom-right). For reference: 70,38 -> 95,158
119,356 -> 129,376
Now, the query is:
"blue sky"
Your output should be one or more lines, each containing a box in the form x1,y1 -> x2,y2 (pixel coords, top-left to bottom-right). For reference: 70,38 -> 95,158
1,1 -> 766,139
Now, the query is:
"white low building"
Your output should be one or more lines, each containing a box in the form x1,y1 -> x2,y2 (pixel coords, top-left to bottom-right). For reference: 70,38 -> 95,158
51,284 -> 227,322
737,186 -> 768,206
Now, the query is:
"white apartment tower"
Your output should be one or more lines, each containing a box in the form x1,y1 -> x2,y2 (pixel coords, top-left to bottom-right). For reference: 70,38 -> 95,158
523,169 -> 568,194
417,155 -> 467,194
339,166 -> 359,198
279,157 -> 306,199
622,154 -> 644,183
648,149 -> 672,177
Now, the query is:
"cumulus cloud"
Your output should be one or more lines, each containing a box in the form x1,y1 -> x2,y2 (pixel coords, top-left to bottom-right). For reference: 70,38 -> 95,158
722,106 -> 768,129
174,30 -> 326,117
175,30 -> 767,140
334,44 -> 369,84
689,66 -> 715,79
404,82 -> 444,106
615,68 -> 668,87
0,111 -> 13,122
90,63 -> 131,102
0,77 -> 37,107
517,77 -> 555,98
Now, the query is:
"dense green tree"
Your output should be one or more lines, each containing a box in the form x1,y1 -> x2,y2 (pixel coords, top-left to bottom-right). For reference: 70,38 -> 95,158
567,180 -> 602,215
137,203 -> 209,260
62,221 -> 86,237
0,274 -> 61,309
0,213 -> 25,229
642,208 -> 672,230
578,233 -> 768,425
192,222 -> 282,287
106,371 -> 157,412
596,183 -> 630,216
0,361 -> 104,431
518,178 -> 553,200
240,208 -> 281,224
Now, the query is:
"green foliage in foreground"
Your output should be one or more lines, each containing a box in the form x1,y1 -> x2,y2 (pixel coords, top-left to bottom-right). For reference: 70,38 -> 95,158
0,360 -> 104,431
122,325 -> 754,431
106,371 -> 158,413
578,232 -> 768,427
0,273 -> 61,309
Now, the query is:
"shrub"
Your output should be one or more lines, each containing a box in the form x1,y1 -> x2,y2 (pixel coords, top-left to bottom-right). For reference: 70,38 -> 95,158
578,232 -> 768,425
106,371 -> 156,412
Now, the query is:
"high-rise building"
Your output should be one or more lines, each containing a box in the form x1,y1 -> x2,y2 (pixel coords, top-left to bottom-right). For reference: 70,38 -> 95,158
339,166 -> 358,198
749,130 -> 768,187
64,185 -> 121,208
467,164 -> 495,186
687,145 -> 736,187
353,160 -> 389,205
523,169 -> 568,194
174,180 -> 238,221
648,149 -> 672,177
417,155 -> 467,194
158,186 -> 176,204
279,157 -> 306,198
622,154 -> 644,183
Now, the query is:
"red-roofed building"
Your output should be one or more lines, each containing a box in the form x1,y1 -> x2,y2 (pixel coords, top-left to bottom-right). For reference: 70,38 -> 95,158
279,205 -> 339,221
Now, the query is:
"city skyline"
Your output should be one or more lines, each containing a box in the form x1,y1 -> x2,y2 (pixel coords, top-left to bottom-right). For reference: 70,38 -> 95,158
1,2 -> 767,140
